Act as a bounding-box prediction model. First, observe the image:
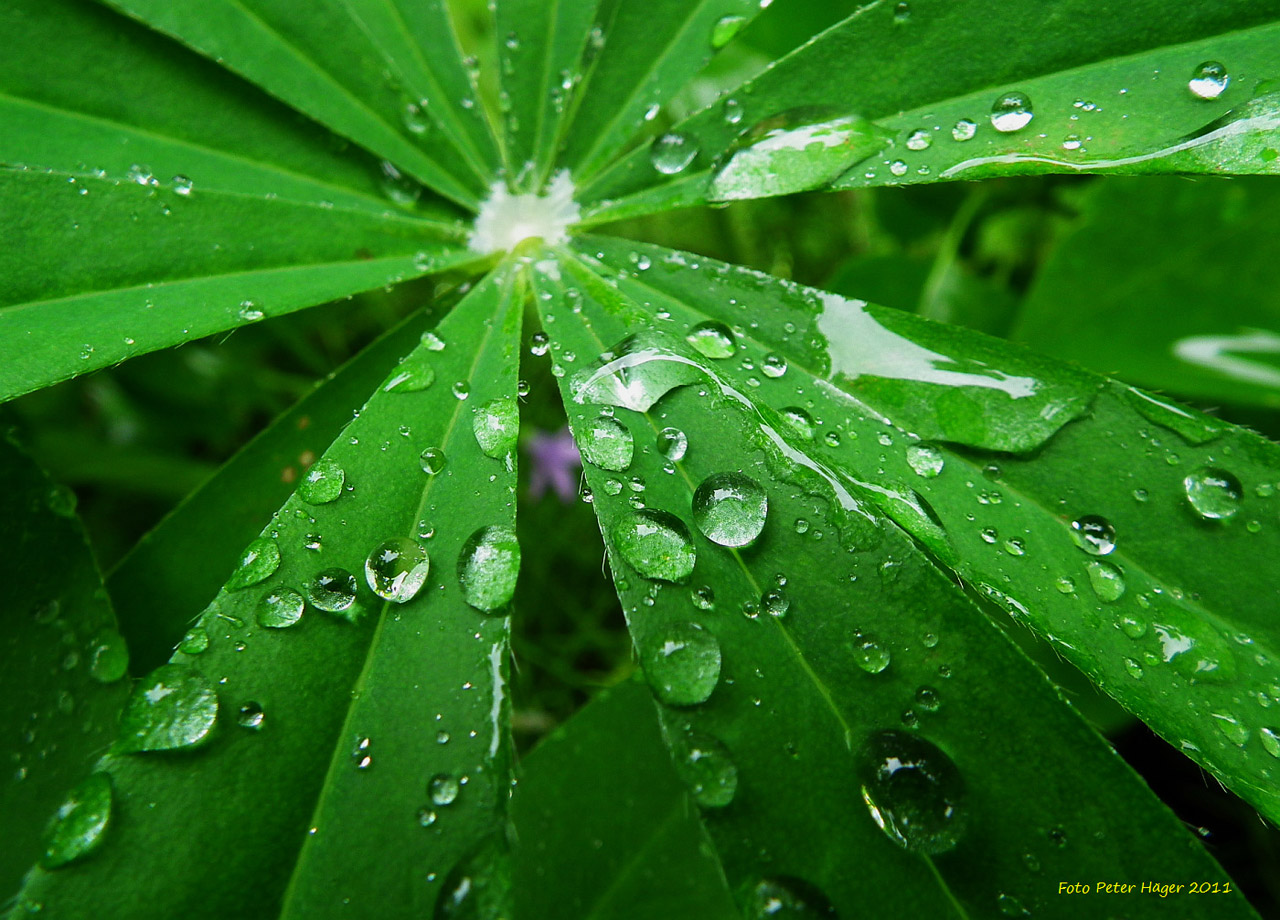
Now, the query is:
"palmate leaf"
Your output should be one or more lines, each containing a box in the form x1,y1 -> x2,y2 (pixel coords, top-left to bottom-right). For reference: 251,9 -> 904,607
576,0 -> 1280,224
512,680 -> 738,920
12,269 -> 523,919
579,235 -> 1280,823
529,248 -> 1257,918
0,436 -> 131,901
1016,176 -> 1280,409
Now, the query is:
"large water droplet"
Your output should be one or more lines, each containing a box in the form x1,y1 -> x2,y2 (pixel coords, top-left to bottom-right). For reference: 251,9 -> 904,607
578,415 -> 634,472
118,664 -> 218,752
87,630 -> 128,683
858,730 -> 966,853
309,568 -> 359,618
685,322 -> 736,359
1189,61 -> 1230,99
657,427 -> 688,462
744,877 -> 837,918
906,443 -> 944,478
1260,727 -> 1280,758
614,510 -> 697,581
457,525 -> 521,612
642,622 -> 721,706
571,332 -> 705,412
673,732 -> 737,807
256,588 -> 305,628
1184,467 -> 1242,519
472,397 -> 519,459
990,92 -> 1033,132
420,447 -> 447,475
710,14 -> 746,48
692,472 -> 768,547
227,538 -> 280,591
1069,515 -> 1116,555
1086,560 -> 1125,602
365,537 -> 431,603
178,626 -> 209,655
41,772 -> 112,869
298,459 -> 345,504
853,631 -> 891,674
383,352 -> 436,393
651,133 -> 698,175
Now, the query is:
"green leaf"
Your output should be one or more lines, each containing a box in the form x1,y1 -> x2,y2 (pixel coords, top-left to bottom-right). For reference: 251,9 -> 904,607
12,267 -> 524,919
512,680 -> 738,920
580,234 -> 1280,823
1017,176 -> 1280,408
0,0 -> 424,213
107,307 -> 443,671
560,0 -> 767,182
578,1 -> 1280,223
0,166 -> 476,401
495,0 -> 601,191
528,247 -> 1258,918
99,0 -> 498,208
0,435 -> 130,901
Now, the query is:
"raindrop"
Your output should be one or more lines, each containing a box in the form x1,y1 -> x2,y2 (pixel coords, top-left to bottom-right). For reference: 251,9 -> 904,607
1188,61 -> 1229,99
853,632 -> 891,673
178,626 -> 209,655
685,321 -> 736,359
383,352 -> 436,393
1212,712 -> 1249,746
915,686 -> 940,711
417,808 -> 437,827
651,133 -> 698,175
613,510 -> 697,582
673,732 -> 737,807
906,443 -> 944,478
692,472 -> 768,547
990,92 -> 1034,132
951,119 -> 977,141
906,129 -> 932,150
1183,467 -> 1242,519
457,525 -> 521,612
365,537 -> 431,603
691,585 -> 716,610
452,381 -> 471,400
780,407 -> 815,440
1086,560 -> 1125,602
40,772 -> 112,869
117,664 -> 218,752
530,332 -> 550,356
472,398 -> 519,459
744,877 -> 837,918
256,588 -> 305,628
227,538 -> 280,591
858,730 -> 966,853
308,568 -> 359,618
710,14 -> 746,48
420,447 -> 447,475
723,97 -> 744,125
997,893 -> 1030,917
641,622 -> 721,706
298,458 -> 345,505
87,630 -> 128,683
1260,727 -> 1280,758
429,773 -> 461,806
761,353 -> 788,378
352,736 -> 373,770
1069,515 -> 1116,555
172,175 -> 194,196
761,588 -> 790,618
657,427 -> 688,461
237,702 -> 265,731
579,415 -> 634,472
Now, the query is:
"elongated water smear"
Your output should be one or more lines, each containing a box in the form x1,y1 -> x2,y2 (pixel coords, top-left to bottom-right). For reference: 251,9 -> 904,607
469,170 -> 579,254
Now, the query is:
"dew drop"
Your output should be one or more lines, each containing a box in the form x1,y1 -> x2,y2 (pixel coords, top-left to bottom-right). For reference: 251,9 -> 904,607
383,352 -> 436,393
420,447 -> 447,475
1188,61 -> 1229,99
710,14 -> 746,48
298,458 -> 345,505
87,630 -> 128,683
761,588 -> 790,618
906,443 -> 944,478
118,664 -> 218,752
642,622 -> 721,706
579,415 -> 634,472
613,510 -> 697,582
1183,467 -> 1242,519
990,91 -> 1034,132
1086,560 -> 1126,603
365,537 -> 431,604
178,626 -> 210,655
40,772 -> 112,869
692,472 -> 768,547
685,321 -> 736,359
1260,727 -> 1280,758
1212,712 -> 1249,746
530,332 -> 550,356
761,353 -> 788,378
906,129 -> 932,151
227,538 -> 280,591
951,118 -> 977,141
858,730 -> 966,853
651,133 -> 698,175
237,701 -> 266,731
744,877 -> 837,918
472,397 -> 519,459
256,588 -> 305,628
673,732 -> 737,807
308,568 -> 359,618
429,773 -> 461,806
657,427 -> 688,462
1069,515 -> 1116,556
853,632 -> 891,673
457,525 -> 521,612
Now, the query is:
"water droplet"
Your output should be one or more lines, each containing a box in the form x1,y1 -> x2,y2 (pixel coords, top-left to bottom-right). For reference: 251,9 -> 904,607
530,332 -> 550,356
1124,657 -> 1144,679
657,427 -> 688,462
256,588 -> 305,628
888,159 -> 908,177
1069,515 -> 1116,555
1188,61 -> 1229,99
1184,467 -> 1242,519
1119,614 -> 1147,639
237,301 -> 264,323
1212,712 -> 1249,745
915,686 -> 940,711
952,118 -> 977,141
417,807 -> 437,827
365,537 -> 431,603
1086,560 -> 1125,602
237,702 -> 265,731
710,14 -> 746,48
613,510 -> 697,582
87,630 -> 128,683
651,133 -> 698,175
906,443 -> 944,478
761,353 -> 788,378
40,772 -> 112,869
298,459 -> 345,505
171,175 -> 194,196
420,447 -> 447,475
997,893 -> 1030,917
893,1 -> 911,22
457,525 -> 521,612
761,588 -> 790,618
227,538 -> 280,591
744,877 -> 837,918
118,664 -> 218,752
858,730 -> 966,853
383,352 -> 436,392
178,626 -> 209,655
685,321 -> 736,359
472,398 -> 518,459
692,472 -> 768,547
990,91 -> 1033,132
352,736 -> 373,770
1260,727 -> 1280,758
906,129 -> 932,151
429,773 -> 461,806
579,415 -> 634,472
642,622 -> 721,706
308,568 -> 359,618
852,632 -> 890,673
780,407 -> 815,440
673,732 -> 737,807
723,97 -> 744,125
691,585 -> 715,610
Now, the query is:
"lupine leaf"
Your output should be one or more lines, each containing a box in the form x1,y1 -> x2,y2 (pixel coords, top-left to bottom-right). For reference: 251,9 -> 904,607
12,267 -> 523,919
0,436 -> 131,902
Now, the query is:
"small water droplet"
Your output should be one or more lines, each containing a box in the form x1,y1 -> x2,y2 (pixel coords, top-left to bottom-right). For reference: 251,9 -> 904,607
997,893 -> 1030,917
383,352 -> 436,393
651,133 -> 698,175
744,877 -> 836,918
298,459 -> 345,505
723,97 -> 744,125
710,14 -> 746,48
906,443 -> 944,478
118,664 -> 218,752
691,585 -> 715,610
87,630 -> 128,683
642,622 -> 721,706
417,807 -> 437,827
1124,657 -> 1144,679
951,118 -> 977,141
579,415 -> 634,472
1212,712 -> 1249,746
40,772 -> 112,869
761,353 -> 788,378
685,321 -> 736,359
858,730 -> 966,853
237,701 -> 265,731
990,91 -> 1033,132
673,732 -> 737,807
906,129 -> 932,151
761,588 -> 790,618
452,381 -> 471,400
915,686 -> 940,711
657,427 -> 688,462
308,568 -> 359,618
1184,467 -> 1242,519
1069,515 -> 1116,555
419,447 -> 447,475
613,510 -> 697,582
429,773 -> 461,806
1260,727 -> 1280,758
457,526 -> 521,612
1086,560 -> 1125,602
227,538 -> 280,591
1188,61 -> 1229,99
530,332 -> 550,356
692,472 -> 768,547
178,626 -> 209,655
256,589 -> 305,628
365,537 -> 431,603
352,736 -> 373,770
472,398 -> 518,459
853,631 -> 891,673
